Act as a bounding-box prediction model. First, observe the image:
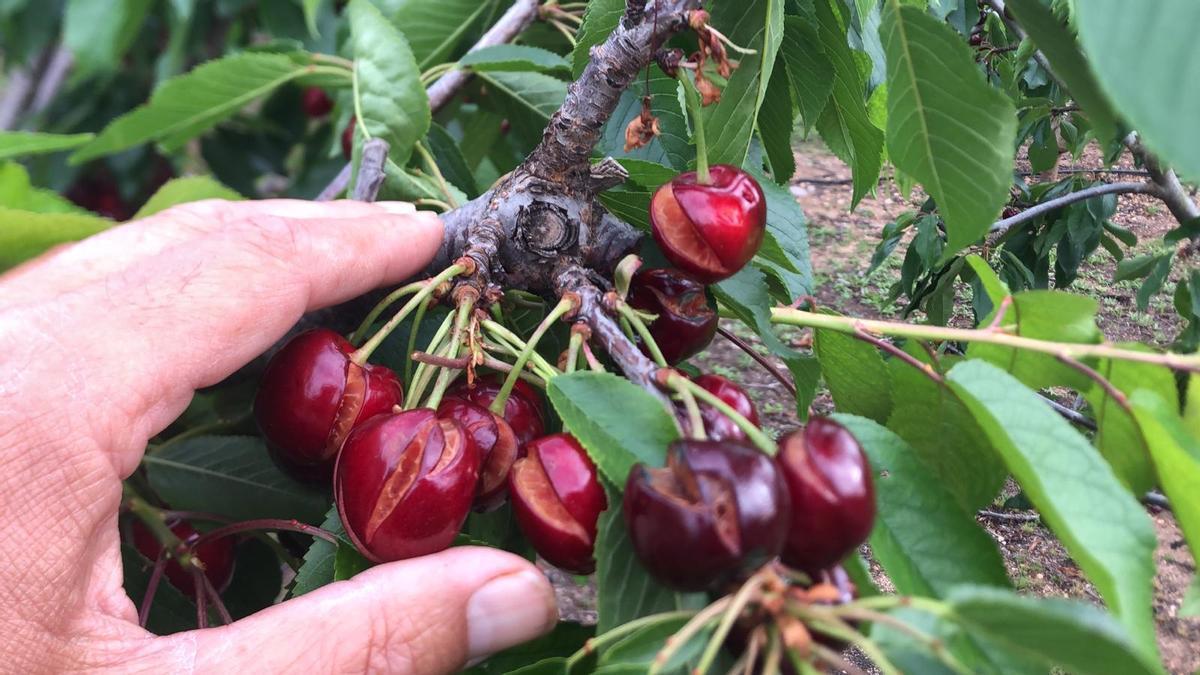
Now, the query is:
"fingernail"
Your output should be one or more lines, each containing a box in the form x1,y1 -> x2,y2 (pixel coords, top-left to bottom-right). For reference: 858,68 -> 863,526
466,569 -> 558,664
376,201 -> 417,215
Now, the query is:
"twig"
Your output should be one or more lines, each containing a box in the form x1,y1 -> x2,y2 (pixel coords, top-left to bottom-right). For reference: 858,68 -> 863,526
989,182 -> 1159,236
852,327 -> 944,384
350,138 -> 390,202
315,164 -> 352,201
138,554 -> 169,627
427,0 -> 541,111
717,326 -> 797,396
978,509 -> 1040,522
1056,354 -> 1131,412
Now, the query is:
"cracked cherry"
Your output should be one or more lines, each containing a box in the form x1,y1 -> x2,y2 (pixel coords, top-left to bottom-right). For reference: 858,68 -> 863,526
449,374 -> 545,446
650,164 -> 766,283
254,328 -> 403,482
302,87 -> 333,118
624,439 -> 790,591
694,374 -> 760,442
437,397 -> 520,511
509,434 -> 606,574
776,417 -> 875,573
627,268 -> 718,364
335,409 -> 480,562
130,518 -> 235,598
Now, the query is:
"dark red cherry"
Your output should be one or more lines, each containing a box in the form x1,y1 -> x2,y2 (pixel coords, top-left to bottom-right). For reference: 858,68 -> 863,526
624,439 -> 790,591
334,409 -> 480,562
254,329 -> 403,483
693,374 -> 760,442
650,165 -> 767,283
448,374 -> 545,446
776,417 -> 875,574
437,397 -> 521,511
342,118 -> 356,159
130,518 -> 236,598
508,434 -> 606,574
302,87 -> 334,118
626,268 -> 718,364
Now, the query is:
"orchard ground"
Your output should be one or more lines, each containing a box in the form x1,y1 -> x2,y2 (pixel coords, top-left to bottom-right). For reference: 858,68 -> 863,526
545,140 -> 1200,674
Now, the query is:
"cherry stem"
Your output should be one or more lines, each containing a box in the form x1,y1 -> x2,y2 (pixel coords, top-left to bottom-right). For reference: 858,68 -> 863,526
490,297 -> 575,416
191,518 -> 340,549
352,263 -> 466,364
581,340 -> 606,372
674,385 -> 706,440
788,604 -> 899,675
809,643 -> 867,675
349,279 -> 427,346
615,301 -> 668,367
198,568 -> 233,626
695,572 -> 766,674
194,571 -> 208,629
665,372 -> 776,455
829,607 -> 972,675
481,320 -> 562,380
403,296 -> 430,383
677,70 -> 710,184
760,626 -> 782,675
406,311 -> 457,408
564,610 -> 697,670
717,327 -> 797,396
564,331 -> 583,374
852,327 -> 944,384
412,351 -> 547,388
123,484 -> 199,572
424,297 -> 477,410
648,596 -> 733,675
138,553 -> 168,627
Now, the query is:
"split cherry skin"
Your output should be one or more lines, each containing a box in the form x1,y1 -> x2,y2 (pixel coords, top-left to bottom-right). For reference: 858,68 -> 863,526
624,439 -> 790,591
335,409 -> 480,563
130,518 -> 236,598
776,417 -> 876,573
448,374 -> 546,446
626,268 -> 718,364
650,164 -> 767,283
508,434 -> 606,574
254,329 -> 403,482
693,374 -> 760,442
437,397 -> 520,511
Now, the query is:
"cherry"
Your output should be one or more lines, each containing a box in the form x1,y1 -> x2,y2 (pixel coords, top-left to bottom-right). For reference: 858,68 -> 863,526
693,374 -> 760,442
342,118 -> 356,159
437,397 -> 520,511
66,171 -> 130,220
130,518 -> 235,598
254,329 -> 403,482
302,87 -> 334,118
624,439 -> 790,591
649,164 -> 766,283
335,409 -> 480,562
626,268 -> 718,364
448,374 -> 545,446
508,434 -> 606,574
776,417 -> 875,574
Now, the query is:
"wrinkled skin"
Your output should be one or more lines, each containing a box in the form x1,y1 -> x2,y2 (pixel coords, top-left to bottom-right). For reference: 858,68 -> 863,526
0,199 -> 556,673
626,268 -> 717,364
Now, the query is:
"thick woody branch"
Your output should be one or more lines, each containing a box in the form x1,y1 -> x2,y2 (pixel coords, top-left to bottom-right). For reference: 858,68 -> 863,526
989,181 -> 1158,237
427,0 -> 541,112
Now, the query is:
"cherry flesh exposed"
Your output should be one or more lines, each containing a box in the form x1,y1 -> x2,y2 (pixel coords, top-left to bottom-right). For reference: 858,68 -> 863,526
624,439 -> 790,591
254,329 -> 403,482
130,518 -> 235,598
776,417 -> 875,573
650,164 -> 766,283
508,434 -> 606,574
335,409 -> 480,562
693,374 -> 760,442
302,88 -> 334,118
626,268 -> 718,364
448,374 -> 545,446
437,397 -> 520,511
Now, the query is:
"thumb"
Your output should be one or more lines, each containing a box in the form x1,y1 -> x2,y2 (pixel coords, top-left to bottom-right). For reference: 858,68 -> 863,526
176,547 -> 558,673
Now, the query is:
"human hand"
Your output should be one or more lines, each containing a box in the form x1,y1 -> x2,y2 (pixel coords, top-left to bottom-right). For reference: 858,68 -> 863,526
0,199 -> 557,673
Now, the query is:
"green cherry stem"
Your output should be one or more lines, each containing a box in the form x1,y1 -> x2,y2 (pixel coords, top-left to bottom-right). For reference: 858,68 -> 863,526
676,386 -> 706,440
665,372 -> 776,454
760,626 -> 783,675
615,301 -> 668,367
481,320 -> 561,380
677,70 -> 710,184
563,610 -> 697,670
403,294 -> 430,383
423,298 -> 476,410
489,297 -> 575,416
648,596 -> 733,675
565,330 -> 583,374
123,484 -> 197,570
349,279 -> 428,346
405,311 -> 457,407
790,605 -> 900,675
694,573 -> 765,674
352,264 -> 466,364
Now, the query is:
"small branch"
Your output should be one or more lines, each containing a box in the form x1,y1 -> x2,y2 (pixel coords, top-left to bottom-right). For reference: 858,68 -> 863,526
316,164 -> 352,201
427,0 -> 541,112
138,554 -> 169,627
989,182 -> 1158,237
350,138 -> 390,202
1056,354 -> 1131,412
717,326 -> 797,396
978,509 -> 1040,522
852,327 -> 944,384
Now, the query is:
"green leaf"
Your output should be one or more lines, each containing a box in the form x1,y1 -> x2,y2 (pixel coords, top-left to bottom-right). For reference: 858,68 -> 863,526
700,0 -> 785,167
468,622 -> 594,674
121,543 -> 197,635
1075,1 -> 1200,181
460,45 -> 570,74
752,169 -> 814,303
64,0 -> 152,76
548,372 -> 680,486
599,70 -> 691,170
1004,0 -> 1119,144
880,0 -> 1017,256
349,0 -> 431,166
1135,251 -> 1174,311
144,436 -> 330,525
475,71 -> 569,144
300,0 -> 321,36
290,506 -> 351,597
968,290 -> 1102,391
133,176 -> 243,219
947,586 -> 1164,675
1114,254 -> 1160,282
814,325 -> 893,423
599,614 -> 706,670
758,64 -> 797,182
813,0 -> 884,206
74,53 -> 328,162
0,131 -> 94,161
1182,576 -> 1200,618
946,360 -> 1159,654
390,0 -> 491,69
781,15 -> 835,133
0,207 -> 112,271
1185,375 -> 1200,443
334,543 -> 372,580
571,0 -> 624,77
834,415 -> 1009,596
714,266 -> 797,358
885,342 -> 1006,512
594,487 -> 705,633
425,123 -> 481,199
0,163 -> 85,214
1128,391 -> 1200,571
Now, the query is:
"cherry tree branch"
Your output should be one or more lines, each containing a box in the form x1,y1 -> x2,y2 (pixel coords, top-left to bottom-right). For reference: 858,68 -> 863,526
989,181 -> 1159,237
427,0 -> 541,112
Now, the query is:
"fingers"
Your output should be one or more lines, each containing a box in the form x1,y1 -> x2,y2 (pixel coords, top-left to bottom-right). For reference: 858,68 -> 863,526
177,548 -> 557,674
